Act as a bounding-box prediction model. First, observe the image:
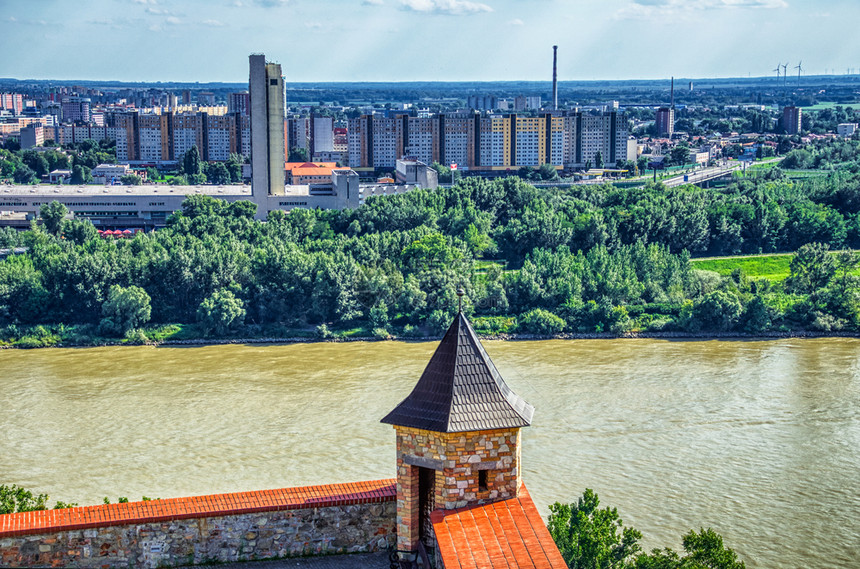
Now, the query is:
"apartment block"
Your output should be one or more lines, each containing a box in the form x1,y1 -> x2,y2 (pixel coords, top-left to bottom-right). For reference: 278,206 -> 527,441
0,93 -> 24,115
61,96 -> 92,123
783,106 -> 802,135
347,110 -> 626,172
655,107 -> 674,136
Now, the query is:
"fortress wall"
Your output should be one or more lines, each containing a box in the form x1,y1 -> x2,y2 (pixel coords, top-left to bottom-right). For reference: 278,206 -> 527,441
0,480 -> 396,568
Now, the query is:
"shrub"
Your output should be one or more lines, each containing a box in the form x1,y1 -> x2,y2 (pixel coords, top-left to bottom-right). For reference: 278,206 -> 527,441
196,289 -> 245,336
99,285 -> 152,337
124,328 -> 149,345
372,327 -> 391,340
518,308 -> 566,335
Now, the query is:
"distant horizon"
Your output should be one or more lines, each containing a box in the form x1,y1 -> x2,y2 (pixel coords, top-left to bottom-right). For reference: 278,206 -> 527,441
2,0 -> 857,84
3,73 -> 859,88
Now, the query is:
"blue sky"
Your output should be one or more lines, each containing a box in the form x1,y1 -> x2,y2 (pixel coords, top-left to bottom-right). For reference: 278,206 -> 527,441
2,0 -> 858,82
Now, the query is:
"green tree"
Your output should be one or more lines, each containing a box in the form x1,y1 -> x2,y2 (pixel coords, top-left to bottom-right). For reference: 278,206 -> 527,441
62,218 -> 98,245
197,289 -> 246,336
687,290 -> 743,332
21,150 -> 49,177
288,146 -> 309,163
548,488 -> 642,569
670,145 -> 690,167
99,284 -> 152,336
207,162 -> 231,185
183,145 -> 202,176
70,164 -> 92,184
40,201 -> 69,235
785,242 -> 835,294
0,484 -> 48,514
595,151 -> 604,169
519,308 -> 566,335
13,163 -> 38,184
120,174 -> 142,185
539,163 -> 560,181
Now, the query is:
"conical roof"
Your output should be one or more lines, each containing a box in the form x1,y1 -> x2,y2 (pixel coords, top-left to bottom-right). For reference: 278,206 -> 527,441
381,312 -> 534,433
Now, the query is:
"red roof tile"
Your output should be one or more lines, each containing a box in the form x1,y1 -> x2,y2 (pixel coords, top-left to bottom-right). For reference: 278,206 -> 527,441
431,485 -> 566,569
0,479 -> 396,538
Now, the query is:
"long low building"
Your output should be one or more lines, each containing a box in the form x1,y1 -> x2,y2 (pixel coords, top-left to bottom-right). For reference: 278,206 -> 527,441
0,169 -> 361,229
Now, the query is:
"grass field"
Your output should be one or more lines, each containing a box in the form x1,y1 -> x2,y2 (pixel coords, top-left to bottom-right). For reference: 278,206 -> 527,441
691,254 -> 794,281
801,102 -> 860,111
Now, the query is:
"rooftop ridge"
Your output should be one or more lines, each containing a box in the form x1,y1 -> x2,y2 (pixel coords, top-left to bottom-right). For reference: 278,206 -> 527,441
430,484 -> 567,569
381,312 -> 534,433
0,479 -> 396,538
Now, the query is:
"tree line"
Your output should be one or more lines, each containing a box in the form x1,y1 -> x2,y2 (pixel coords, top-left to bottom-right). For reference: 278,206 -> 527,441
2,169 -> 860,344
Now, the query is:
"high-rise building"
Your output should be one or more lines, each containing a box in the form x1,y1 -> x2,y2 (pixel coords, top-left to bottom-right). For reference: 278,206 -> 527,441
0,93 -> 24,115
655,107 -> 674,137
310,115 -> 334,157
346,110 -> 625,172
171,112 -> 204,161
61,96 -> 91,123
783,106 -> 802,135
228,92 -> 250,116
249,53 -> 286,215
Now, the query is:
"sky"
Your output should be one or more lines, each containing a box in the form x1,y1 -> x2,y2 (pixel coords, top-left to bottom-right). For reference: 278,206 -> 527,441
2,0 -> 859,83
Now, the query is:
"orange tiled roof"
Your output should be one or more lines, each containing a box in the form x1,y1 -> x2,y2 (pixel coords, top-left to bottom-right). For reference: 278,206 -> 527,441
431,485 -> 567,569
0,479 -> 396,538
291,167 -> 335,177
285,162 -> 338,171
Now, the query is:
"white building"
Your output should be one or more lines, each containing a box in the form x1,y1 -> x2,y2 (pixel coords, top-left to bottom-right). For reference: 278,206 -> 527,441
837,123 -> 858,138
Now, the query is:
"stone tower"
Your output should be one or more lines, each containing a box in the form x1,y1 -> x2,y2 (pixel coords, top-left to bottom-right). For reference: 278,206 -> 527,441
381,312 -> 534,555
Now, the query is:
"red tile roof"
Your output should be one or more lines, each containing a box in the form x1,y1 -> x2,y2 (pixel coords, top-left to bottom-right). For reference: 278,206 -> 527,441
0,479 -> 396,538
431,485 -> 566,569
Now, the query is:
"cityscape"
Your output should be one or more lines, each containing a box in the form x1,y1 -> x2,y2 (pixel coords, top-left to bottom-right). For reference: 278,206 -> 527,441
2,47 -> 858,228
2,1 -> 860,569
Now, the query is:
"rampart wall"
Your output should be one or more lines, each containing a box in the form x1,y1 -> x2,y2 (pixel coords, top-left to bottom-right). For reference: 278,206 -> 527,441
0,480 -> 396,569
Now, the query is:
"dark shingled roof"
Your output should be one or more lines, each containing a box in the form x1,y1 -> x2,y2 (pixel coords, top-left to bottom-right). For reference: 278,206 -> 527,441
381,312 -> 534,433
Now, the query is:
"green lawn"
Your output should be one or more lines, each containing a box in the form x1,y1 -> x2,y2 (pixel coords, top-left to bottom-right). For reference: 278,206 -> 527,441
691,254 -> 794,281
801,102 -> 860,111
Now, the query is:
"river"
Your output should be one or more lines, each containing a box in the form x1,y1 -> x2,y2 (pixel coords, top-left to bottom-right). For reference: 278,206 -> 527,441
1,338 -> 859,568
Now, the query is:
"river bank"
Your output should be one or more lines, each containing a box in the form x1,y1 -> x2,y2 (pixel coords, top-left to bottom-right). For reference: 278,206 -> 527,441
3,327 -> 860,349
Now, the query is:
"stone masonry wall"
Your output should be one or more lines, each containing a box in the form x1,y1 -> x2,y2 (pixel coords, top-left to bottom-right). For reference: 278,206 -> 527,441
0,481 -> 396,569
394,426 -> 521,551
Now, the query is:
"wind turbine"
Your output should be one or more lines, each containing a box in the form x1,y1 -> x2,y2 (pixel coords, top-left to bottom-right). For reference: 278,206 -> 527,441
782,63 -> 789,87
773,64 -> 781,82
795,61 -> 803,84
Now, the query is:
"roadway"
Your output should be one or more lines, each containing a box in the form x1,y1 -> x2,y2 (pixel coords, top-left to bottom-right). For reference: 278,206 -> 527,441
661,163 -> 741,187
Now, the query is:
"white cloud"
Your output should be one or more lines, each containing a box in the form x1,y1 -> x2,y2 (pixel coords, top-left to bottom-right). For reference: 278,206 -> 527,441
304,21 -> 324,29
400,0 -> 493,16
253,0 -> 289,6
202,19 -> 225,26
362,0 -> 384,5
618,0 -> 787,18
508,18 -> 524,26
166,16 -> 181,24
133,0 -> 158,4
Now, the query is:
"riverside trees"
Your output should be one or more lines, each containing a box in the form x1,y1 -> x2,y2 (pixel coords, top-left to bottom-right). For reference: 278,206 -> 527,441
548,489 -> 745,569
2,169 -> 860,341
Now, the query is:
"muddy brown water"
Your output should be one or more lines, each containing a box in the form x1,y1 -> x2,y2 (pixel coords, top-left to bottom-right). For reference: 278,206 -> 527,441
1,338 -> 859,568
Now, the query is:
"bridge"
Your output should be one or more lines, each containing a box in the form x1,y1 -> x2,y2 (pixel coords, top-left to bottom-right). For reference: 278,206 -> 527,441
662,163 -> 742,187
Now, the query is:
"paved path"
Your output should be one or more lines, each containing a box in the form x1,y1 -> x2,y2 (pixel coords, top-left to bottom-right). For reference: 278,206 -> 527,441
187,551 -> 388,569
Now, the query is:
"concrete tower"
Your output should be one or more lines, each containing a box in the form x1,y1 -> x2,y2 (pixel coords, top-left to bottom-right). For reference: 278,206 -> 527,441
552,45 -> 558,111
381,311 -> 534,557
249,53 -> 286,219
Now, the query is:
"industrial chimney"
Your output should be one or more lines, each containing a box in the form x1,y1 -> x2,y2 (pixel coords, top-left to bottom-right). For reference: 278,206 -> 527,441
552,45 -> 558,111
670,76 -> 675,109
